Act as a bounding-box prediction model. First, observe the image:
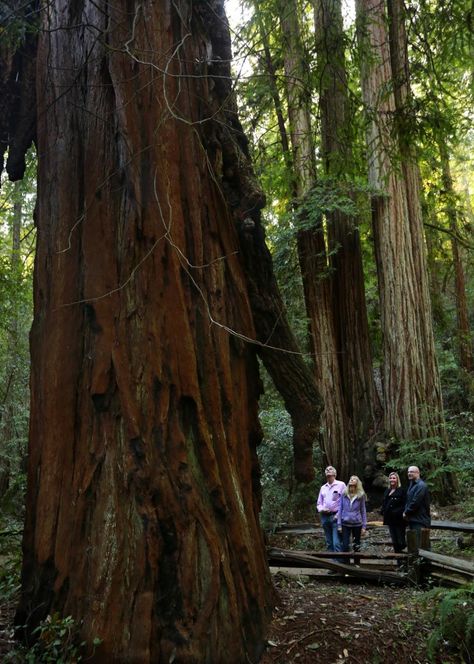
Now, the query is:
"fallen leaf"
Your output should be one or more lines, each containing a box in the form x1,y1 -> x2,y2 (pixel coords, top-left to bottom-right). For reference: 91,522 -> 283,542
306,643 -> 320,650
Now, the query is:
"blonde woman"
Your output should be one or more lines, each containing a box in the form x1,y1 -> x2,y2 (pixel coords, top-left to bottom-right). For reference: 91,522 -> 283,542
381,472 -> 407,554
337,476 -> 367,562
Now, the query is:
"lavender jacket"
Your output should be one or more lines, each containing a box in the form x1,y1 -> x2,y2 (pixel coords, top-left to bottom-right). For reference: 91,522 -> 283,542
337,494 -> 367,529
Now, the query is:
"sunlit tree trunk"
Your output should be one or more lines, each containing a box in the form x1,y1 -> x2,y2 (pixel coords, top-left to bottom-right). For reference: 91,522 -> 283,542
248,4 -> 323,493
313,0 -> 381,475
356,0 -> 447,461
7,1 -> 273,661
437,138 -> 473,376
279,0 -> 353,477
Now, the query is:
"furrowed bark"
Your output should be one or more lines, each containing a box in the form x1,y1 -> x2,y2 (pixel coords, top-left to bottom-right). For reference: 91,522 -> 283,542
279,0 -> 353,478
10,1 -> 274,661
357,0 -> 455,497
313,0 -> 381,476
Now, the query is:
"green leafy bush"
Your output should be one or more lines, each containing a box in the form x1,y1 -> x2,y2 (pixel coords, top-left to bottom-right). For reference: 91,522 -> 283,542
385,412 -> 474,507
7,614 -> 101,664
427,584 -> 474,662
257,405 -> 322,528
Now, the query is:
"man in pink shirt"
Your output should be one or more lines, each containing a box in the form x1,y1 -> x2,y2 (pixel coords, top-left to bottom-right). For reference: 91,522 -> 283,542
317,466 -> 346,553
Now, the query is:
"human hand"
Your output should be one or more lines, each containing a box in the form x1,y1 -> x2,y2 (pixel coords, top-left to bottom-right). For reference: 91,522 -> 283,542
361,528 -> 366,536
338,527 -> 342,533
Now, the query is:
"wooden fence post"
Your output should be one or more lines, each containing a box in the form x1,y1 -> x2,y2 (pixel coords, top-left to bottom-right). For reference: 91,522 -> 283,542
406,529 -> 420,584
419,528 -> 431,584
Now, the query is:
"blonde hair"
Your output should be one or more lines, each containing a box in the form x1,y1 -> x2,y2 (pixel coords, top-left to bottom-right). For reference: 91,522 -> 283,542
344,475 -> 366,499
388,472 -> 401,488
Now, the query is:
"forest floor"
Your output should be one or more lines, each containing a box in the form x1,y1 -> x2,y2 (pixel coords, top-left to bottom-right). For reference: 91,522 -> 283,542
260,507 -> 470,664
1,508 -> 472,663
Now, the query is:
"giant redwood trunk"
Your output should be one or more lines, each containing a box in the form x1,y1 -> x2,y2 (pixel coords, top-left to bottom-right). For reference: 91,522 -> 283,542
356,0 -> 452,493
313,0 -> 380,474
279,0 -> 353,478
5,1 -> 273,661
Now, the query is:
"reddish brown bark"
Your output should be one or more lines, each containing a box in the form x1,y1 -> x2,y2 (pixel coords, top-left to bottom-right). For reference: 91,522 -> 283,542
438,138 -> 474,375
279,0 -> 353,478
356,0 -> 445,446
313,0 -> 381,472
6,1 -> 273,661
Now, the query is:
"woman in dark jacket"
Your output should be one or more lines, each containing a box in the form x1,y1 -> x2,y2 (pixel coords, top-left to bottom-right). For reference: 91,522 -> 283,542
381,472 -> 407,553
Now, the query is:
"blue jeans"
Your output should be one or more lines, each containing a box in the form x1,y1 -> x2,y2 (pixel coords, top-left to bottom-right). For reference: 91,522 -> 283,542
320,513 -> 342,552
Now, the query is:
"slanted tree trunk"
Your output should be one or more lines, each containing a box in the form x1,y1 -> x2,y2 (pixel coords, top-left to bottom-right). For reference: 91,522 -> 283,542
242,4 -> 323,494
279,0 -> 353,478
356,0 -> 449,485
6,1 -> 273,661
313,0 -> 381,476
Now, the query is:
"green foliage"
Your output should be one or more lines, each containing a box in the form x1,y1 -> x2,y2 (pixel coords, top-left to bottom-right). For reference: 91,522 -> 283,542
7,614 -> 102,664
386,412 -> 474,502
0,526 -> 22,602
257,393 -> 322,528
0,150 -> 36,520
427,583 -> 474,662
257,405 -> 294,529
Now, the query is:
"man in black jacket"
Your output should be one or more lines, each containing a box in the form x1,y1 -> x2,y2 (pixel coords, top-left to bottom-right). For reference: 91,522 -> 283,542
403,466 -> 431,532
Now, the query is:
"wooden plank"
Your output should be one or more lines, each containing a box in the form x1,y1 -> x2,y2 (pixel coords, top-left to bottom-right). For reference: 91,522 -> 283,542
267,547 -> 406,584
272,520 -> 473,535
272,522 -> 385,535
431,520 -> 474,533
272,548 -> 408,560
419,548 -> 474,575
430,571 -> 470,587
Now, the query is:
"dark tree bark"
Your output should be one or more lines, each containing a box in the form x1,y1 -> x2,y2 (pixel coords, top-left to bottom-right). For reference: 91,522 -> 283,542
4,1 -> 274,661
313,0 -> 381,475
278,0 -> 353,478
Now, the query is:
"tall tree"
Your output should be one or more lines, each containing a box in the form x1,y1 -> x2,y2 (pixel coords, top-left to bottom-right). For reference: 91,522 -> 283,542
278,0 -> 353,477
313,0 -> 381,470
3,0 -> 274,660
437,137 -> 473,377
356,0 -> 448,464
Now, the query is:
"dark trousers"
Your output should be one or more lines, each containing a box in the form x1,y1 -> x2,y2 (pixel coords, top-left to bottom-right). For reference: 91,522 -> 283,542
341,525 -> 362,563
388,524 -> 406,553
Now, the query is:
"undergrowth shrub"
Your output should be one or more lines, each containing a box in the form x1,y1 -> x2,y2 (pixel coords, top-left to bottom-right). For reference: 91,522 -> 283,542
257,406 -> 322,528
5,614 -> 101,664
386,412 -> 474,509
427,584 -> 474,663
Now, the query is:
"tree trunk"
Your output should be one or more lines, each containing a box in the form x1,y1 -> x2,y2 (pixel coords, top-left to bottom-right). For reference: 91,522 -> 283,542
9,1 -> 273,661
356,0 -> 447,453
438,138 -> 473,376
277,0 -> 353,478
242,3 -> 323,491
313,0 -> 381,475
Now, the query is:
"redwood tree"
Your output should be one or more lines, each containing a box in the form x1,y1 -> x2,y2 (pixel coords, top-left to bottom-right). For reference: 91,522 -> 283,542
356,0 -> 451,486
278,0 -> 353,477
313,0 -> 381,472
3,0 -> 274,661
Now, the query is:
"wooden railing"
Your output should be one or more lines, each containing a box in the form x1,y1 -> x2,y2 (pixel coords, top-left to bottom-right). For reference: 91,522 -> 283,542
268,520 -> 474,587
